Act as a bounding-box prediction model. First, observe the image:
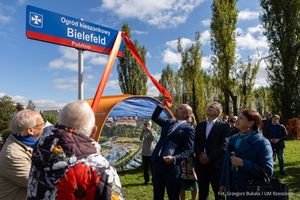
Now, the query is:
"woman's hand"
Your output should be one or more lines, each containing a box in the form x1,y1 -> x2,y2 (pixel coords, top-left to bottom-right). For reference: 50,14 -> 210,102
230,156 -> 243,167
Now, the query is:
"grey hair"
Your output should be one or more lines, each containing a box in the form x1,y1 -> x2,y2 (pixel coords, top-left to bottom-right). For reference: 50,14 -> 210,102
58,100 -> 95,137
10,109 -> 41,136
211,102 -> 223,116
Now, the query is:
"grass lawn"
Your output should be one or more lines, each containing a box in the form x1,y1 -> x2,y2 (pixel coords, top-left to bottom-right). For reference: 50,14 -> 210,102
119,140 -> 300,199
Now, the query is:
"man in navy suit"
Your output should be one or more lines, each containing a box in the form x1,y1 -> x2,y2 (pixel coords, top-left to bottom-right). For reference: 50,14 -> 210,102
194,102 -> 230,200
151,103 -> 195,200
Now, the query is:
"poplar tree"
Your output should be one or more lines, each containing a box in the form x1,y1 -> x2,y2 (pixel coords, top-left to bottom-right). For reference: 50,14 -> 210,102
117,23 -> 147,95
177,32 -> 206,121
237,57 -> 261,109
210,0 -> 238,115
260,0 -> 300,120
159,65 -> 176,100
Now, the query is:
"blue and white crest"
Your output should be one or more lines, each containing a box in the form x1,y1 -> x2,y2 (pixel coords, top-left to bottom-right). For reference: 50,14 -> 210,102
29,12 -> 43,28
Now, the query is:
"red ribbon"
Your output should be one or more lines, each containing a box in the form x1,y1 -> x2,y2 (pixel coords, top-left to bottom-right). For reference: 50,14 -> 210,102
121,32 -> 173,107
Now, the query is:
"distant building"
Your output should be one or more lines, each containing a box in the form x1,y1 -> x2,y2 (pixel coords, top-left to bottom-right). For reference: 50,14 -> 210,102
114,119 -> 138,127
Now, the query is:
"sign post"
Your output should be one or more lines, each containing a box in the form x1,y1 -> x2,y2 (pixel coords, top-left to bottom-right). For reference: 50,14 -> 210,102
26,5 -> 123,99
78,50 -> 84,100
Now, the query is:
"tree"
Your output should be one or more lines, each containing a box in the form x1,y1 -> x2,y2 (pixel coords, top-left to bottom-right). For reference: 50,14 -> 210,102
177,33 -> 206,121
0,95 -> 16,132
237,56 -> 261,109
254,86 -> 274,115
117,23 -> 148,95
159,65 -> 176,101
260,0 -> 300,120
27,100 -> 36,110
210,0 -> 238,115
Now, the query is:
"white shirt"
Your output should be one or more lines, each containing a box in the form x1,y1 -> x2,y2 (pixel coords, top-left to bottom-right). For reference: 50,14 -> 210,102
205,118 -> 218,139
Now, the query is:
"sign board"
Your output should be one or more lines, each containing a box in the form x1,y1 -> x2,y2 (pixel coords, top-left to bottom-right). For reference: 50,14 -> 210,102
26,5 -> 123,56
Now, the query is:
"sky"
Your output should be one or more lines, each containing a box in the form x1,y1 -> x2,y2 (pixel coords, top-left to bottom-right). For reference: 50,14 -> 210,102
0,0 -> 269,110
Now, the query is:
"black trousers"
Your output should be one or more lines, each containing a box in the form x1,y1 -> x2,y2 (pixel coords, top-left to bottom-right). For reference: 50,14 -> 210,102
142,156 -> 152,183
152,158 -> 180,200
196,163 -> 224,200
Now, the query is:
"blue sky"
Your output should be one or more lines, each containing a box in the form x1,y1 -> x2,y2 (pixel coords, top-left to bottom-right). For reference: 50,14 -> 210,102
0,0 -> 268,110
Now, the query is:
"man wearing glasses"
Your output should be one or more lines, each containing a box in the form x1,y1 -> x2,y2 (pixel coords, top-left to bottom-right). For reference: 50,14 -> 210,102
0,109 -> 44,200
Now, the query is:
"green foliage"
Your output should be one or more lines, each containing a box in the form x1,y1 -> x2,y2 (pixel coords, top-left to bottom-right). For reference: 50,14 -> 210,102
0,95 -> 16,132
253,86 -> 275,115
236,56 -> 261,109
260,0 -> 300,120
103,125 -> 142,138
177,32 -> 206,121
0,129 -> 11,144
210,0 -> 238,115
27,100 -> 36,110
117,23 -> 148,95
43,113 -> 58,124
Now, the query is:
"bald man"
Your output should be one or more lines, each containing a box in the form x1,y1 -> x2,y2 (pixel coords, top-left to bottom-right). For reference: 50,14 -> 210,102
151,103 -> 195,200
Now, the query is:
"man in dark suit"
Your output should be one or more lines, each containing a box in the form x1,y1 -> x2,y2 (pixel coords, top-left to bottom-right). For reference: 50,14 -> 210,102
194,102 -> 230,200
151,103 -> 195,200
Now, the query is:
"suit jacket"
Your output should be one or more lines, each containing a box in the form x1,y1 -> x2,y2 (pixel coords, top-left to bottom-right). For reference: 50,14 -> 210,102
151,105 -> 195,176
266,123 -> 287,149
220,131 -> 273,191
194,119 -> 230,168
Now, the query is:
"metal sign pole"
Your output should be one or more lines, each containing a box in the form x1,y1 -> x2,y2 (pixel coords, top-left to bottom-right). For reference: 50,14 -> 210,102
78,49 -> 84,100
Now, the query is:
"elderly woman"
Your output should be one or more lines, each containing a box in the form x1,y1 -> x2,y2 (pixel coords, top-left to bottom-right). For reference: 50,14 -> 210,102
219,109 -> 273,199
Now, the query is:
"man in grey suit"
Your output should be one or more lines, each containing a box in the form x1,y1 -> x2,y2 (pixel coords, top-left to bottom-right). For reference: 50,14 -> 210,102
194,102 -> 230,200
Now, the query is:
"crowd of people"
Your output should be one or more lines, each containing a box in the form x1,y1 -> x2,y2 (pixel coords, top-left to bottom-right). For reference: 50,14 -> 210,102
0,99 -> 288,200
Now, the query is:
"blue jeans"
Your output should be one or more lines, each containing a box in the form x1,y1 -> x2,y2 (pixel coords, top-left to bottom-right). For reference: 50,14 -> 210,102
273,147 -> 285,173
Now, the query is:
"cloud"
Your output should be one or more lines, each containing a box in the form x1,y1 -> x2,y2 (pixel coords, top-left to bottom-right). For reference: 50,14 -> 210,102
162,48 -> 181,65
147,73 -> 161,97
236,25 -> 268,50
237,34 -> 268,50
99,0 -> 204,28
106,79 -> 120,90
0,3 -> 15,24
146,51 -> 152,58
200,30 -> 210,45
132,30 -> 148,35
202,55 -> 211,71
254,63 -> 269,88
201,19 -> 210,26
0,92 -> 67,110
53,77 -> 78,91
17,0 -> 28,5
166,38 -> 193,50
238,9 -> 259,21
48,46 -> 109,71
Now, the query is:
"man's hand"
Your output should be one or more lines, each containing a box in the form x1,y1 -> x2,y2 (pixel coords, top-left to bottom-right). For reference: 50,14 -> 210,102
198,153 -> 210,164
163,156 -> 175,164
230,156 -> 243,167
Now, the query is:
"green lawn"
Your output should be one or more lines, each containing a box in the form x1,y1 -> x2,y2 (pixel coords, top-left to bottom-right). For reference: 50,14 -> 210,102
119,140 -> 300,200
